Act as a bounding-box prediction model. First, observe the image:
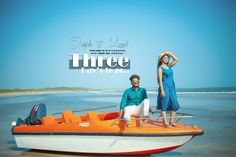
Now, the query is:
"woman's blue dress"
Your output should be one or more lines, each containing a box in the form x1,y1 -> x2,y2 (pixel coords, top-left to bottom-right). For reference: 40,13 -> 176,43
157,65 -> 180,111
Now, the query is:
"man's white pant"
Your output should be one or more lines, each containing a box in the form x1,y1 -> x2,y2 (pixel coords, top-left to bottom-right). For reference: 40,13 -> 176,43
123,99 -> 150,122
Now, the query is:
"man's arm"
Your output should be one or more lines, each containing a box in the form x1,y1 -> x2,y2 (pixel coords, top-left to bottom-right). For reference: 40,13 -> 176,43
143,88 -> 148,99
119,91 -> 128,111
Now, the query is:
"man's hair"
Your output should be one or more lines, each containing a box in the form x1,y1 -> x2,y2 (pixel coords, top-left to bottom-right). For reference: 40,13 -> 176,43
129,74 -> 140,81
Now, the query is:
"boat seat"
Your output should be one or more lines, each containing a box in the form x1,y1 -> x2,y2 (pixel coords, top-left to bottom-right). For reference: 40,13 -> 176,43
42,115 -> 57,125
87,111 -> 100,121
62,110 -> 81,123
71,116 -> 81,123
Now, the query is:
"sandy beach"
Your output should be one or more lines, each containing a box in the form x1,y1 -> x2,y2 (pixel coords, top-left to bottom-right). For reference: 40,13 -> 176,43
0,88 -> 97,98
0,91 -> 79,98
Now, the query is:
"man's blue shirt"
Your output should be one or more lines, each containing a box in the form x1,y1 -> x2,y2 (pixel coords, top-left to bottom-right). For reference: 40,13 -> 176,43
119,87 -> 148,110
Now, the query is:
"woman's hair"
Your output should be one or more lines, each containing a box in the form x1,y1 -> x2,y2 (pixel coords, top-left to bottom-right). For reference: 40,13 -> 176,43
157,54 -> 168,84
157,59 -> 162,67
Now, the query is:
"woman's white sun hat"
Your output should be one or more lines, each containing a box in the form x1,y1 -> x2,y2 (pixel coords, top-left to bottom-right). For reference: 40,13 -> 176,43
159,51 -> 170,60
159,53 -> 165,60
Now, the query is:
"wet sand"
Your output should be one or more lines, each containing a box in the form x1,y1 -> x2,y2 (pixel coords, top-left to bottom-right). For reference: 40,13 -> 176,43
0,92 -> 236,157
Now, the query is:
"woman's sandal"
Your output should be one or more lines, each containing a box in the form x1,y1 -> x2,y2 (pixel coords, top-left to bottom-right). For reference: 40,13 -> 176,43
162,120 -> 170,128
169,122 -> 177,127
163,123 -> 170,128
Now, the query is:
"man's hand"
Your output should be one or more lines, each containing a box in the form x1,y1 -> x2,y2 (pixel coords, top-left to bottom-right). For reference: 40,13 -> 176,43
119,110 -> 124,119
149,108 -> 155,114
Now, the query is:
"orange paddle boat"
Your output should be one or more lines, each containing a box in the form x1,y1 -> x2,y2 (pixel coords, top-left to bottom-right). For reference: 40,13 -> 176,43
11,103 -> 204,155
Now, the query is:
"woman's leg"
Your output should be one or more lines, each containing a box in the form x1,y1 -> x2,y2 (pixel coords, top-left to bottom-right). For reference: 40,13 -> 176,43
170,111 -> 177,126
161,111 -> 169,127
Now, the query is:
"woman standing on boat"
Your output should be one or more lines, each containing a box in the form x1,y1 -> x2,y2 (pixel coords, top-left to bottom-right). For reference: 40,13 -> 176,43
157,51 -> 180,127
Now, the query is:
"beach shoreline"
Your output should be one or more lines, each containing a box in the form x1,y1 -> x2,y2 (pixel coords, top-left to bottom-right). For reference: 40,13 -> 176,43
0,87 -> 97,98
0,91 -> 78,98
1,87 -> 236,98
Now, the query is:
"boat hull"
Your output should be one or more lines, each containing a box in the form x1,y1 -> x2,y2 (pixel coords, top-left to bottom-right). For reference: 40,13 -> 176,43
14,134 -> 194,155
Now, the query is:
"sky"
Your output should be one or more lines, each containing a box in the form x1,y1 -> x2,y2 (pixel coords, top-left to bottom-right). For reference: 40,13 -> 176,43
1,0 -> 236,89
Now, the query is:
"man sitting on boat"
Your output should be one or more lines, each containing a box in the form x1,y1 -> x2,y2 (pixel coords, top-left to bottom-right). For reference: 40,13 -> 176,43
119,74 -> 154,124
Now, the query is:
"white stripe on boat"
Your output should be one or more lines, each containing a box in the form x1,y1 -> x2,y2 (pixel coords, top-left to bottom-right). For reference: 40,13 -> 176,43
14,135 -> 193,153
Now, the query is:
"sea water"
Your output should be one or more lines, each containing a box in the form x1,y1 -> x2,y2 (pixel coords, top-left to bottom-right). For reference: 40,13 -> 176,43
0,91 -> 236,157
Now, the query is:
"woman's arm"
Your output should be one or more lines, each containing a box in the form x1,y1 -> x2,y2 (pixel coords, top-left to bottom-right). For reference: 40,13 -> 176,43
168,52 -> 178,67
158,67 -> 165,97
